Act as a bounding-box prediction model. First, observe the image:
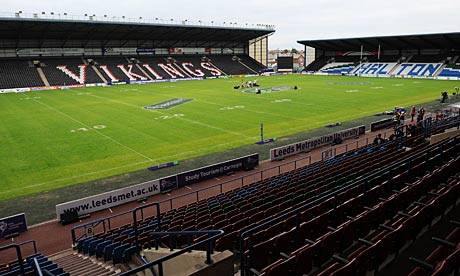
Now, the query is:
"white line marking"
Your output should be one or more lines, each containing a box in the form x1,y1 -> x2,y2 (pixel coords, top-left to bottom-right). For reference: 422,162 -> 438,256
6,93 -> 438,195
0,160 -> 152,194
88,93 -> 251,138
108,208 -> 113,213
185,186 -> 192,190
32,98 -> 154,162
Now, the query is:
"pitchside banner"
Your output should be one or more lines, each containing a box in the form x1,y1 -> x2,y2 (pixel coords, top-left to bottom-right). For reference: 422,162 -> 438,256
0,213 -> 27,238
177,154 -> 259,187
270,126 -> 366,160
370,118 -> 394,132
159,175 -> 179,193
55,179 -> 162,219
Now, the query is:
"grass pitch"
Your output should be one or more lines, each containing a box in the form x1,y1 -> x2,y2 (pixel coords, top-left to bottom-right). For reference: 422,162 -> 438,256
0,74 -> 457,201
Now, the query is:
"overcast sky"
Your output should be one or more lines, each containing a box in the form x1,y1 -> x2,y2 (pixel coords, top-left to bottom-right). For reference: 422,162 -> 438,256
3,0 -> 460,49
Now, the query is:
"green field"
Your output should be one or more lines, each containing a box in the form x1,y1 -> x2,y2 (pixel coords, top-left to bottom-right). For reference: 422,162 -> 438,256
0,74 -> 457,201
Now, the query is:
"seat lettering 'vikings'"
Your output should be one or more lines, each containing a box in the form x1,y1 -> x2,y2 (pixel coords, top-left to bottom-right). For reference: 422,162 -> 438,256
201,62 -> 222,76
99,65 -> 120,82
182,62 -> 205,77
142,64 -> 163,80
56,65 -> 87,84
56,61 -> 225,84
157,63 -> 185,78
117,64 -> 148,81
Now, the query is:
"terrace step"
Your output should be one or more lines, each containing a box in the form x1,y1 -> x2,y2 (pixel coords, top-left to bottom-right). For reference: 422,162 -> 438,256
52,252 -> 121,276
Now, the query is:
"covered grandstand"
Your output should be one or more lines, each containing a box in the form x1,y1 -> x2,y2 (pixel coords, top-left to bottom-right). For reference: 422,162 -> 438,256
0,12 -> 274,91
298,32 -> 460,79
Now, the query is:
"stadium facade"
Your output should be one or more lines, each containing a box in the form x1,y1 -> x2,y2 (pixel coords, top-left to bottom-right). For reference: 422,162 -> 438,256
298,32 -> 460,79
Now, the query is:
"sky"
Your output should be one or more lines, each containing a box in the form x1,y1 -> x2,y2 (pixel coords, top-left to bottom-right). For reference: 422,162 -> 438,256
2,0 -> 460,49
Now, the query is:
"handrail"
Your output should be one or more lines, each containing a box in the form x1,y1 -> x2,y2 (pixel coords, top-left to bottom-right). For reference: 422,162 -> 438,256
71,219 -> 104,244
0,244 -> 25,276
17,240 -> 38,254
132,202 -> 162,250
140,255 -> 156,276
71,207 -> 137,244
238,132 -> 459,275
31,258 -> 44,276
119,230 -> 224,276
71,128 -> 392,242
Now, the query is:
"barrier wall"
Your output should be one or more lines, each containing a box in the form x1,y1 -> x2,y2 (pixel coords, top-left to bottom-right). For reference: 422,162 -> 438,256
270,126 -> 365,160
56,153 -> 259,219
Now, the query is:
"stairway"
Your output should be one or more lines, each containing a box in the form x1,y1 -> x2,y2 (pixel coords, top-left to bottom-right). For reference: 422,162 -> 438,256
52,252 -> 121,276
36,67 -> 50,86
434,64 -> 447,78
238,61 -> 258,74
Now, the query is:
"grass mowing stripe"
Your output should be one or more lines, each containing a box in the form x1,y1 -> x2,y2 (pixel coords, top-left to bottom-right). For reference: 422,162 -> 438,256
1,75 -> 456,201
0,160 -> 152,195
88,93 -> 252,139
32,98 -> 155,162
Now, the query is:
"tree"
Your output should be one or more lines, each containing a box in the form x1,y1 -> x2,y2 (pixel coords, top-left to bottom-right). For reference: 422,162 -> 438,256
291,48 -> 298,54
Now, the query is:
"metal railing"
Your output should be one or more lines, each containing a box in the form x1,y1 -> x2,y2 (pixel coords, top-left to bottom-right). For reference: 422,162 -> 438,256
132,202 -> 162,250
71,202 -> 162,245
31,258 -> 44,276
119,230 -> 224,276
0,240 -> 37,276
239,134 -> 460,275
70,128 -> 393,243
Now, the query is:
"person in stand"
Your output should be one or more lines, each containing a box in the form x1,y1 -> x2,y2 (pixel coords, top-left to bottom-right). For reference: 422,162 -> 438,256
410,106 -> 416,122
373,133 -> 385,145
395,127 -> 404,138
393,112 -> 401,126
400,111 -> 405,125
441,91 -> 449,103
418,107 -> 425,123
436,112 -> 444,121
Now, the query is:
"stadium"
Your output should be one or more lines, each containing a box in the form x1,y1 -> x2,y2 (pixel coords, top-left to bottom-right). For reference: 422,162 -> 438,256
0,8 -> 460,276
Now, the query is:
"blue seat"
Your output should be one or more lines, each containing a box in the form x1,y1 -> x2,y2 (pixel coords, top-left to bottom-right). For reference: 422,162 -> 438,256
83,237 -> 102,254
77,237 -> 94,253
112,243 -> 131,264
95,240 -> 112,258
122,245 -> 139,263
88,238 -> 105,256
103,242 -> 121,261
